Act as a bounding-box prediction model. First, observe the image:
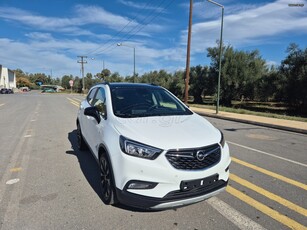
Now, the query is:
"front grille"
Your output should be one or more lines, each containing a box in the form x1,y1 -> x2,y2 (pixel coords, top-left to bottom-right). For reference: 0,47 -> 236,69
165,144 -> 221,170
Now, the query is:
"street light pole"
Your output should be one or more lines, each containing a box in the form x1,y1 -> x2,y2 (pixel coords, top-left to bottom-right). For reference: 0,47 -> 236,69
133,47 -> 136,81
208,0 -> 224,114
117,43 -> 136,82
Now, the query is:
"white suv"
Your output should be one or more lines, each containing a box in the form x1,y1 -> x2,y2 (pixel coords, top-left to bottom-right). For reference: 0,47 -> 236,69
76,83 -> 230,210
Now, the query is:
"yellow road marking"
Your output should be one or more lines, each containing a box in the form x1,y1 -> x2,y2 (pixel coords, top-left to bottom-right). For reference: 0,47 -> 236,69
230,174 -> 307,217
73,97 -> 82,102
66,97 -> 75,102
228,141 -> 307,167
227,186 -> 307,230
10,167 -> 22,172
70,101 -> 79,107
232,157 -> 307,191
67,97 -> 80,107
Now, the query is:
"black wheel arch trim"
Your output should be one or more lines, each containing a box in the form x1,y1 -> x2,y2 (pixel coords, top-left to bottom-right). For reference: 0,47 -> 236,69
98,144 -> 118,192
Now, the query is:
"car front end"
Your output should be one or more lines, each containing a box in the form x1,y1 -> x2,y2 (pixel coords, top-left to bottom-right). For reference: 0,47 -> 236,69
108,114 -> 230,210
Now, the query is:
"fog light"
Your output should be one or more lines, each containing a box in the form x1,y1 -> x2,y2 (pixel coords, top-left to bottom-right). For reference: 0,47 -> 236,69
126,180 -> 158,190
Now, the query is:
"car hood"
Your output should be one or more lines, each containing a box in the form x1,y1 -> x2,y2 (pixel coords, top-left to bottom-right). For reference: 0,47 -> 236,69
112,113 -> 220,150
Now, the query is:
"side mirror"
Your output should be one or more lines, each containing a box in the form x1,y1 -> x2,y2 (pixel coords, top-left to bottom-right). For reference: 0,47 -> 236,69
84,107 -> 101,123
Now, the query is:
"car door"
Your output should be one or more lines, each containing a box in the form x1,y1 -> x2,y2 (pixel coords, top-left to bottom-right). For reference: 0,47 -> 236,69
80,87 -> 98,146
86,87 -> 107,158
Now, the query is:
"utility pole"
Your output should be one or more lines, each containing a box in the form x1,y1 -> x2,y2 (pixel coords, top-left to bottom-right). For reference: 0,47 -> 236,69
77,56 -> 87,94
184,0 -> 193,104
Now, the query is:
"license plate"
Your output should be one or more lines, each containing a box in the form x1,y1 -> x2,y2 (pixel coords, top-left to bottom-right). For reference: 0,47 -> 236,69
180,174 -> 219,191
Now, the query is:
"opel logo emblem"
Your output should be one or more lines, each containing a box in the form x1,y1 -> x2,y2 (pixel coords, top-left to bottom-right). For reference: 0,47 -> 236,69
196,150 -> 208,161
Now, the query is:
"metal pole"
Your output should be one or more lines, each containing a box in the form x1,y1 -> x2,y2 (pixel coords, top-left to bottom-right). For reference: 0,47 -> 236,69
82,60 -> 85,93
117,43 -> 136,82
133,47 -> 136,83
207,0 -> 224,114
216,7 -> 224,114
184,0 -> 193,104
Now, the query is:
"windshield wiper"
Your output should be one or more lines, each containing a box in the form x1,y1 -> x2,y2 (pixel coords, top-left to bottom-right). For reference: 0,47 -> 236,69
116,113 -> 135,118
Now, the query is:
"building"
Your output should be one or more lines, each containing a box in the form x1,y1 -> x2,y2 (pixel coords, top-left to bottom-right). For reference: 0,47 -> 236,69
0,65 -> 16,89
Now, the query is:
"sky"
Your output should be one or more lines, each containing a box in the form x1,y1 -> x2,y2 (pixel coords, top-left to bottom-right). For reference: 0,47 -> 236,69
0,0 -> 306,78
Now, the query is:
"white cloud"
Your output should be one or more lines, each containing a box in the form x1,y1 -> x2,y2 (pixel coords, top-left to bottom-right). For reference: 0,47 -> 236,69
0,34 -> 185,77
0,5 -> 141,35
187,0 -> 307,53
117,0 -> 165,12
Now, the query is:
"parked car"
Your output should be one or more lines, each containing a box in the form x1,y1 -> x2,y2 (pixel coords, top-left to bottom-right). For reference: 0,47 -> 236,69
0,88 -> 8,94
76,83 -> 230,210
7,89 -> 14,94
42,88 -> 56,93
0,88 -> 13,94
20,87 -> 30,92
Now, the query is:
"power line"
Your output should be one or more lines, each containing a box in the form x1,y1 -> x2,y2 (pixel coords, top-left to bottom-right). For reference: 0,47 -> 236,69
85,0 -> 154,56
119,0 -> 176,45
90,0 -> 173,56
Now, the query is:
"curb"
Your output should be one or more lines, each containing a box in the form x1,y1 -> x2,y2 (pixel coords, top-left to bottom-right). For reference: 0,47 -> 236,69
193,111 -> 307,135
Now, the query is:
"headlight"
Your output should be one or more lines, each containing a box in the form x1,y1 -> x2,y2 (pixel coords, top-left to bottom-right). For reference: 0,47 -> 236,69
119,136 -> 163,160
219,130 -> 225,148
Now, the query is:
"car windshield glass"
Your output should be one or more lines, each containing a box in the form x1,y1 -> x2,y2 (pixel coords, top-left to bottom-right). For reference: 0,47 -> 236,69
111,87 -> 193,118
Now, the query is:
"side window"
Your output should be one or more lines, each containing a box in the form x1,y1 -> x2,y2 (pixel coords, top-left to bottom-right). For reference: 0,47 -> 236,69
93,87 -> 106,115
87,88 -> 98,106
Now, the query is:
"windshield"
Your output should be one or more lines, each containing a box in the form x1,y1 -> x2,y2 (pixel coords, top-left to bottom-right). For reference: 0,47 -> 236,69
111,87 -> 193,118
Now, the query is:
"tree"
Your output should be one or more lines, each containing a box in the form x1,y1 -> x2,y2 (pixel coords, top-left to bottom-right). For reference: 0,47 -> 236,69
188,65 -> 216,104
207,44 -> 266,105
140,70 -> 172,89
14,69 -> 27,79
16,77 -> 32,88
61,75 -> 73,89
101,69 -> 111,80
279,43 -> 307,113
169,70 -> 185,99
104,72 -> 123,82
51,77 -> 61,86
29,73 -> 49,86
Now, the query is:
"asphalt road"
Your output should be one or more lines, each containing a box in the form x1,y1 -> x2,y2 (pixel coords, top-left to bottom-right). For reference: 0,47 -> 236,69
0,91 -> 306,230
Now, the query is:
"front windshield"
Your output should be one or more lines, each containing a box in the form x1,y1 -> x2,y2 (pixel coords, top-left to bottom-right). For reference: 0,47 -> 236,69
111,87 -> 193,118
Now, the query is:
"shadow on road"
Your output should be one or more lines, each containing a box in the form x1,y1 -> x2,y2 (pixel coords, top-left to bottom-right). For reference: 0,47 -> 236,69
66,130 -> 156,212
66,130 -> 103,202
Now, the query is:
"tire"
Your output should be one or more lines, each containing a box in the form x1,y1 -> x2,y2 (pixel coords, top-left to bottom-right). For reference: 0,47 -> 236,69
77,123 -> 87,151
99,154 -> 117,205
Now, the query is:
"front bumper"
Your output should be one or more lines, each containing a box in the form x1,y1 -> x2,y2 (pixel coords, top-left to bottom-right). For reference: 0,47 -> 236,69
116,178 -> 228,210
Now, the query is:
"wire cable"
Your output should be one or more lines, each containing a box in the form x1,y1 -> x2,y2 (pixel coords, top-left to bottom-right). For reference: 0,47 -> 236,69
86,0 -> 155,56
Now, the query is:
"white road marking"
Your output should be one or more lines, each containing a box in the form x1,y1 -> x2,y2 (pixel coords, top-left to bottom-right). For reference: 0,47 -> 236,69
207,197 -> 266,230
0,103 -> 4,107
24,135 -> 32,138
228,141 -> 307,168
5,179 -> 20,185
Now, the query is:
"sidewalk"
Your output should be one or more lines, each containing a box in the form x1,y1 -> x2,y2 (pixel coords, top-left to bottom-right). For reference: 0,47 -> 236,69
190,107 -> 307,135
